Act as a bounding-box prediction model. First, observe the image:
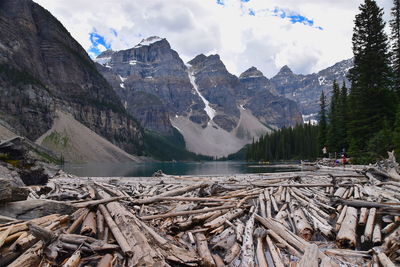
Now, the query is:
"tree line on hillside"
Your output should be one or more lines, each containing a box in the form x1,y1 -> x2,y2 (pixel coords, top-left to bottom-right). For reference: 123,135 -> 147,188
246,0 -> 400,163
246,123 -> 319,161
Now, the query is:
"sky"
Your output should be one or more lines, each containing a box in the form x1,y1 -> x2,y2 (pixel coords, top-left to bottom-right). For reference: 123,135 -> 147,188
33,0 -> 393,78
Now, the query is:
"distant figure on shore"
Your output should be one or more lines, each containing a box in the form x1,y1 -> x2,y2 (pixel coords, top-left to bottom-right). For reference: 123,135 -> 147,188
341,149 -> 347,167
322,146 -> 328,158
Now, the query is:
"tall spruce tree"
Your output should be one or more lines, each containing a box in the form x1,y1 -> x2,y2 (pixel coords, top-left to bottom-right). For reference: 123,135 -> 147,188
327,81 -> 341,154
339,82 -> 349,151
317,91 -> 328,154
348,0 -> 395,157
391,0 -> 400,94
393,105 -> 400,155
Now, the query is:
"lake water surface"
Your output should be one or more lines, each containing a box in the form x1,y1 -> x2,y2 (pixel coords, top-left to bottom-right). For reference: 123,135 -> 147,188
62,161 -> 300,177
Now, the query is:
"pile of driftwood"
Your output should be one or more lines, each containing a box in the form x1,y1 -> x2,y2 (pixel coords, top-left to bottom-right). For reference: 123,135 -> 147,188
1,156 -> 400,266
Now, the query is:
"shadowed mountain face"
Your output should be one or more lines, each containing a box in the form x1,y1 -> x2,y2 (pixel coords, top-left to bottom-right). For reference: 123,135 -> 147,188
0,0 -> 143,154
96,38 -> 304,156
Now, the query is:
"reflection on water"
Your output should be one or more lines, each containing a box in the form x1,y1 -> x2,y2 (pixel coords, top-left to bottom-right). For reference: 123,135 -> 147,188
62,161 -> 300,177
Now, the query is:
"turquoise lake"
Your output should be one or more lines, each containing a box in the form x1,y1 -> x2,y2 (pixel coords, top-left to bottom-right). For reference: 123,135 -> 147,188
62,161 -> 300,177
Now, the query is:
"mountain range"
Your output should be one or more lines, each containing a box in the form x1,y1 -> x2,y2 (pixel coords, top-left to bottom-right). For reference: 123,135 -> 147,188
0,0 -> 353,161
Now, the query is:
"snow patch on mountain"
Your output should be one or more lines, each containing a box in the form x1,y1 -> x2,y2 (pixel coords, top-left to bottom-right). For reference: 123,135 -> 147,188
135,36 -> 163,47
94,57 -> 111,65
302,113 -> 318,125
187,69 -> 216,121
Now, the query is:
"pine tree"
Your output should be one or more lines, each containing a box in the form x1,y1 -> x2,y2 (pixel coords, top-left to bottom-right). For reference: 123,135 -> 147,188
317,91 -> 328,154
391,0 -> 400,94
339,82 -> 349,151
393,105 -> 400,155
348,0 -> 395,157
327,81 -> 341,154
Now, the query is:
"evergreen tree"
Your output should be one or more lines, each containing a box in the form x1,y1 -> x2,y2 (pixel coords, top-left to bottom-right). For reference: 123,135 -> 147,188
391,0 -> 400,94
327,81 -> 341,154
338,82 -> 349,151
317,91 -> 328,154
245,124 -> 319,161
348,0 -> 395,157
393,105 -> 400,155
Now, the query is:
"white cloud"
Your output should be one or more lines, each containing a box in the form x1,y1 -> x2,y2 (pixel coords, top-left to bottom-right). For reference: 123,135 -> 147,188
33,0 -> 393,78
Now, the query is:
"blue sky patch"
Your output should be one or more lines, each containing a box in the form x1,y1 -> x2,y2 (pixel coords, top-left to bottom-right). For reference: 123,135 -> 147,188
272,7 -> 323,30
216,0 -> 224,6
241,0 -> 251,2
88,30 -> 112,57
248,8 -> 255,16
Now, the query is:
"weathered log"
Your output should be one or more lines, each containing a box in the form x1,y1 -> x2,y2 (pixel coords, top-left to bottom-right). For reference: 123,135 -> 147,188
254,228 -> 268,267
336,207 -> 357,249
266,229 -> 302,258
80,211 -> 97,237
255,215 -> 306,253
27,222 -> 56,244
223,242 -> 241,264
372,223 -> 382,245
363,208 -> 376,243
7,240 -> 43,267
0,225 -> 12,249
3,231 -> 26,245
266,234 -> 284,267
253,183 -> 335,188
0,215 -> 19,224
154,196 -> 232,202
97,190 -> 165,266
239,210 -> 256,267
211,254 -> 225,267
292,207 -> 313,241
204,208 -> 243,229
73,196 -> 127,208
96,253 -> 114,267
141,204 -> 236,220
195,232 -> 216,267
98,204 -> 132,256
135,218 -> 198,264
133,183 -> 208,205
358,207 -> 369,226
96,209 -> 105,240
373,247 -> 396,267
259,193 -> 266,218
335,205 -> 348,231
62,249 -> 81,267
298,244 -> 318,267
67,208 -> 89,234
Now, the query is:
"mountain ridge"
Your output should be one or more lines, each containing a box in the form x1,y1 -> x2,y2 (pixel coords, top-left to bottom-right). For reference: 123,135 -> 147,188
96,37 -> 304,157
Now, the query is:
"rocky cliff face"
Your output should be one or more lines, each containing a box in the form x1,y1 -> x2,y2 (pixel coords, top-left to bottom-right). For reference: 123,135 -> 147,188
0,0 -> 143,154
238,67 -> 303,128
95,37 -> 207,135
270,59 -> 353,119
187,54 -> 241,131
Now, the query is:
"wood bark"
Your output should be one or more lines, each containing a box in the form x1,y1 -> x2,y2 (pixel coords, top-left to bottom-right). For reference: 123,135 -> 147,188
363,208 -> 376,243
80,211 -> 97,237
266,234 -> 284,267
336,207 -> 357,249
292,208 -> 313,241
298,244 -> 318,267
195,232 -> 216,267
98,204 -> 132,256
141,204 -> 236,220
